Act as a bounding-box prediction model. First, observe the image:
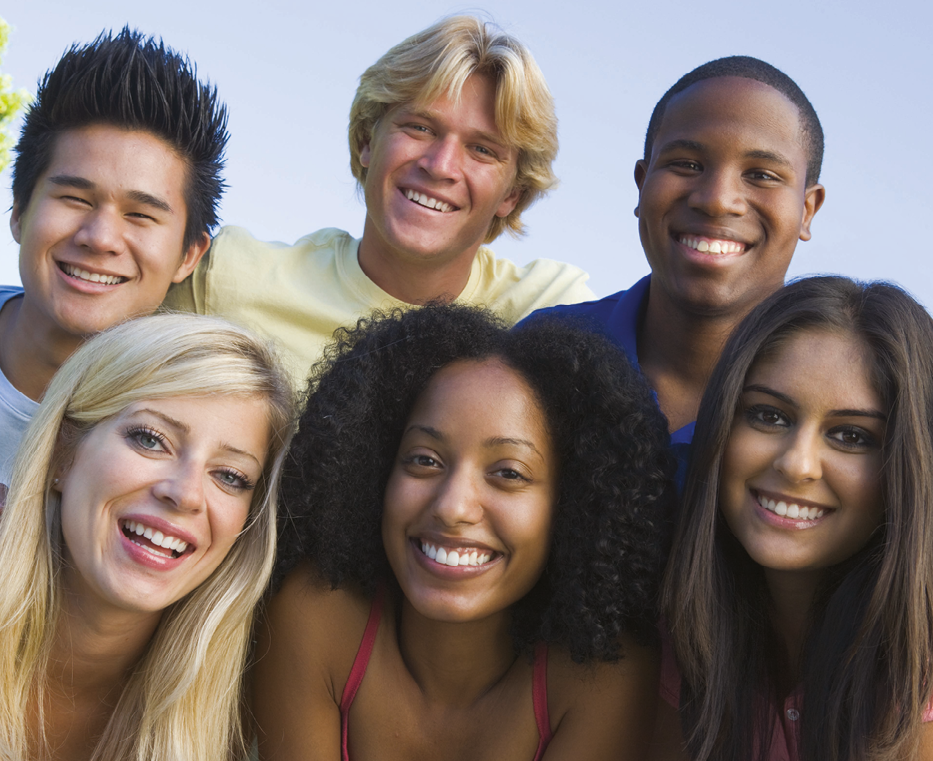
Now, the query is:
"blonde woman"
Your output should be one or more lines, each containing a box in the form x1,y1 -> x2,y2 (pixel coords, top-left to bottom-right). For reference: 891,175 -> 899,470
0,314 -> 294,761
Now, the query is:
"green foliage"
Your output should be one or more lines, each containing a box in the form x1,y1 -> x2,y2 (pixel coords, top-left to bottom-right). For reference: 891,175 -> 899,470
0,17 -> 32,174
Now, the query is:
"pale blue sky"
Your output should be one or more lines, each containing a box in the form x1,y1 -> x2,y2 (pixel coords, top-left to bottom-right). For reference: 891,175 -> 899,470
1,0 -> 929,305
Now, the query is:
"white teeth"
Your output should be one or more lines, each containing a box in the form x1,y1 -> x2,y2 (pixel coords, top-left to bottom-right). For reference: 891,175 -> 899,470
122,520 -> 188,555
61,263 -> 125,285
756,496 -> 827,522
679,236 -> 743,255
419,541 -> 494,567
404,189 -> 454,213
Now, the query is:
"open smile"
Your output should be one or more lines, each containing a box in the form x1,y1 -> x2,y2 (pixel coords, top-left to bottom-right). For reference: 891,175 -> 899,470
58,262 -> 129,286
120,518 -> 195,560
411,537 -> 502,575
402,188 -> 458,213
678,234 -> 746,255
753,489 -> 834,527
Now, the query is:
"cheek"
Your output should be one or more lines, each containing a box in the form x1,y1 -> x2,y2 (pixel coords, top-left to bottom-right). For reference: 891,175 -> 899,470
208,500 -> 252,555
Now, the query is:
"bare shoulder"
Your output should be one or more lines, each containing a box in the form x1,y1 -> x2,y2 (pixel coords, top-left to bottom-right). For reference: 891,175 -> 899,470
645,696 -> 689,761
256,563 -> 373,686
252,563 -> 373,760
542,634 -> 660,761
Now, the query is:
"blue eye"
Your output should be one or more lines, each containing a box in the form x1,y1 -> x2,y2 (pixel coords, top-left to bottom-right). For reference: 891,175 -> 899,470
126,426 -> 166,451
214,468 -> 255,491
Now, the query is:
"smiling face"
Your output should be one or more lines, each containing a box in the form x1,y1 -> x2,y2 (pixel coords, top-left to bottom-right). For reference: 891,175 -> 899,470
359,74 -> 522,273
382,359 -> 557,623
635,77 -> 825,318
719,329 -> 886,577
57,394 -> 271,620
12,124 -> 209,345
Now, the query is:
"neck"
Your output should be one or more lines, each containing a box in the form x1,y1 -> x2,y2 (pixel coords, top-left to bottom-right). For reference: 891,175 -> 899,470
48,582 -> 162,704
357,222 -> 477,305
396,597 -> 518,706
0,295 -> 84,401
637,284 -> 756,432
763,567 -> 824,684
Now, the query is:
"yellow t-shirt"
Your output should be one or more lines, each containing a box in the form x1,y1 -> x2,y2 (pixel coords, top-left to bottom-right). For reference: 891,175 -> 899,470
163,226 -> 594,390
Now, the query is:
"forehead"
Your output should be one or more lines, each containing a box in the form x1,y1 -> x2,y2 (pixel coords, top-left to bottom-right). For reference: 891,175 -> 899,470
653,77 -> 807,168
387,73 -> 505,139
44,124 -> 190,200
747,329 -> 883,411
411,359 -> 546,432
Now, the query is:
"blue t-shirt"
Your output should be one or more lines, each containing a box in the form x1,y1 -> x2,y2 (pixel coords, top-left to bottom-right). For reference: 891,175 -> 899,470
518,275 -> 694,487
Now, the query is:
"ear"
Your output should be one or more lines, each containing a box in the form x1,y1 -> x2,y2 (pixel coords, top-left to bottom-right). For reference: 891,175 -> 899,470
10,201 -> 22,244
360,142 -> 372,169
495,185 -> 523,218
798,183 -> 826,242
172,231 -> 211,283
633,160 -> 648,217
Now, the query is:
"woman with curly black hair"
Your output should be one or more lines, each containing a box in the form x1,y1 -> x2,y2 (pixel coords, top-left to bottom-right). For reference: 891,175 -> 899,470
253,303 -> 676,760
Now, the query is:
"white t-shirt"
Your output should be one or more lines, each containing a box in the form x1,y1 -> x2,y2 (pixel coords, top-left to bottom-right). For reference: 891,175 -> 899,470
0,286 -> 39,488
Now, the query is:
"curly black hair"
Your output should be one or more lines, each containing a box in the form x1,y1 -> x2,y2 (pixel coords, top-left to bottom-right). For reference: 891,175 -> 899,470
277,303 -> 676,663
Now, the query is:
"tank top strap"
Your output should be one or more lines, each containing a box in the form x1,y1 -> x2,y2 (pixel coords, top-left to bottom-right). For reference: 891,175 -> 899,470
532,641 -> 552,760
340,583 -> 386,761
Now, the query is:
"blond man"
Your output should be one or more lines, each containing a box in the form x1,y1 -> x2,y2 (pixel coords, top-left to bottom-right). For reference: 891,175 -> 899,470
165,16 -> 592,387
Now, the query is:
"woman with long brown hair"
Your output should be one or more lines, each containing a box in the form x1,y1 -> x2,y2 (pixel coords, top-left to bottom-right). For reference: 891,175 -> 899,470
655,276 -> 933,760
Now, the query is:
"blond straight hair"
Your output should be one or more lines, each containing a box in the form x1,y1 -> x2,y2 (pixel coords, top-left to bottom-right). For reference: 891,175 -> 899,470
349,14 -> 558,242
0,314 -> 294,761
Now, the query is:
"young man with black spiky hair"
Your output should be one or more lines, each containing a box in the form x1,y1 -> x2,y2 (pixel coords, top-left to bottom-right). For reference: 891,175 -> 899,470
0,28 -> 228,489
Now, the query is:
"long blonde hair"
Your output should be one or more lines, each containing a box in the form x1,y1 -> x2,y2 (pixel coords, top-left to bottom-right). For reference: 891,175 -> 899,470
0,314 -> 294,760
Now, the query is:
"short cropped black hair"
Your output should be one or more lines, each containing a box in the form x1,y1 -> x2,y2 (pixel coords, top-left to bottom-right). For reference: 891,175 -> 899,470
644,55 -> 824,186
12,27 -> 228,249
278,304 -> 676,663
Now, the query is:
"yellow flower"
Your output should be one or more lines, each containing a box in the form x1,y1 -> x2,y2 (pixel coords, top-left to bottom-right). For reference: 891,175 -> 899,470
0,16 -> 32,173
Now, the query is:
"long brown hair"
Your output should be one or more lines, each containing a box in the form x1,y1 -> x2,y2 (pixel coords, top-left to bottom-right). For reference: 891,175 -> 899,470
663,276 -> 933,760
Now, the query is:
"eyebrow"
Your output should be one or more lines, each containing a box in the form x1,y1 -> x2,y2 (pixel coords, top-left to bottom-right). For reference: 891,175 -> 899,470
657,141 -> 794,169
484,436 -> 543,456
742,385 -> 887,421
402,107 -> 509,151
48,174 -> 174,214
403,426 -> 543,456
135,409 -> 263,465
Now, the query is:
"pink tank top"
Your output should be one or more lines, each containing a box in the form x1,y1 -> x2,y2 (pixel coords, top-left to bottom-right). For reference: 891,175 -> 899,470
339,588 -> 552,761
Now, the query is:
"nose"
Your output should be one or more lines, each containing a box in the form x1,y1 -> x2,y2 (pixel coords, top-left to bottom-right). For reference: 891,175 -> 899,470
773,429 -> 823,483
431,465 -> 483,527
417,134 -> 463,182
152,460 -> 205,513
688,168 -> 747,218
72,207 -> 124,255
